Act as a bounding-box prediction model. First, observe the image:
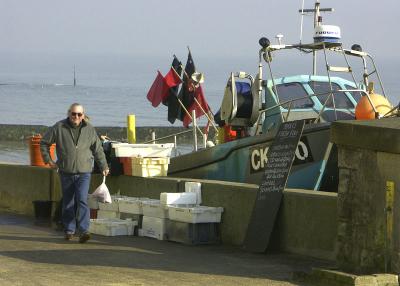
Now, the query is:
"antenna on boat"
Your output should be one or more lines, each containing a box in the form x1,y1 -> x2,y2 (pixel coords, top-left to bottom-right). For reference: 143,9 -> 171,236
73,65 -> 76,87
298,0 -> 333,75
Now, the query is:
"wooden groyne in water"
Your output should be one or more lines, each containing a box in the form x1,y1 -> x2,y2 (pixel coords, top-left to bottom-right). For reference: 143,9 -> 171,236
0,124 -> 214,143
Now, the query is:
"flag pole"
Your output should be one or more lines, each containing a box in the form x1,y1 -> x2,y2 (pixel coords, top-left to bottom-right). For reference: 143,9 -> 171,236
177,97 -> 204,136
193,97 -> 218,132
180,67 -> 218,133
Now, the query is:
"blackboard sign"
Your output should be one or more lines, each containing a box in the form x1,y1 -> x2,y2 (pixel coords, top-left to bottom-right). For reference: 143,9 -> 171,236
244,120 -> 305,252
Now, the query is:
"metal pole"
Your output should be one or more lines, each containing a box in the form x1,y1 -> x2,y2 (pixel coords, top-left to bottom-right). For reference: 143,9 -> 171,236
151,132 -> 156,144
313,0 -> 320,75
192,110 -> 198,151
193,97 -> 218,133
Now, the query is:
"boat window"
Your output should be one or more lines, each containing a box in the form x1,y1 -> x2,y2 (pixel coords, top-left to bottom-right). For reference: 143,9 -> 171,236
344,84 -> 362,103
309,81 -> 354,108
275,82 -> 314,109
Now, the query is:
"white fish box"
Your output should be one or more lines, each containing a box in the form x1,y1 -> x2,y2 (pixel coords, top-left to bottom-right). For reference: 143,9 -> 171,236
140,216 -> 167,240
98,195 -> 127,212
168,206 -> 224,223
118,197 -> 157,214
160,192 -> 197,206
97,210 -> 120,219
184,182 -> 202,205
98,201 -> 119,212
142,200 -> 169,219
88,194 -> 99,209
112,143 -> 174,158
89,218 -> 137,236
131,157 -> 170,177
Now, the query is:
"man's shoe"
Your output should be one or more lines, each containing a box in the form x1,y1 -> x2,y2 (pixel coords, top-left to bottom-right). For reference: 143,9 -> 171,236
64,233 -> 74,241
79,232 -> 91,243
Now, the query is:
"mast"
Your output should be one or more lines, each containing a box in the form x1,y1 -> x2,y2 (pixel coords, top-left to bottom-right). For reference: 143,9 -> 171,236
73,65 -> 76,87
312,0 -> 320,75
299,1 -> 333,75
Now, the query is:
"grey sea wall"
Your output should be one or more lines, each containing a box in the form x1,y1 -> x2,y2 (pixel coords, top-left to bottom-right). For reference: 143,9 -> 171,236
0,124 -> 215,143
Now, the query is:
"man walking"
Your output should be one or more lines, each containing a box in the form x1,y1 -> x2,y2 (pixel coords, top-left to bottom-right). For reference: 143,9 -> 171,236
40,103 -> 109,243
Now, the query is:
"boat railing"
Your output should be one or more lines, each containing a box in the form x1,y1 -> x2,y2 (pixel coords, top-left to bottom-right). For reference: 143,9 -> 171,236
142,110 -> 213,153
253,88 -> 369,135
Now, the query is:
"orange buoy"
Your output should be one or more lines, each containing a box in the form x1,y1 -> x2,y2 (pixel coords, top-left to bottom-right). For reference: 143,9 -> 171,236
28,134 -> 56,167
355,93 -> 392,120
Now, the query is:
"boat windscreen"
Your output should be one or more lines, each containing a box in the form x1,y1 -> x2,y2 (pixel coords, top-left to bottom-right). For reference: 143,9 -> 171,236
344,84 -> 362,103
275,82 -> 314,109
309,81 -> 354,109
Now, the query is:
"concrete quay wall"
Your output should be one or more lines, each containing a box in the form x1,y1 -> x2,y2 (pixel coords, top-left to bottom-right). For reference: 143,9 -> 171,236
0,163 -> 337,261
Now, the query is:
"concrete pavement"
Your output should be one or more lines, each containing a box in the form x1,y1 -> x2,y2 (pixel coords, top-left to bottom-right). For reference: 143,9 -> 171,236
0,210 -> 333,286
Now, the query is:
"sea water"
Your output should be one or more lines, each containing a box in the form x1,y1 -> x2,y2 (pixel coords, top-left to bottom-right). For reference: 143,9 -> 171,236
0,56 -> 399,163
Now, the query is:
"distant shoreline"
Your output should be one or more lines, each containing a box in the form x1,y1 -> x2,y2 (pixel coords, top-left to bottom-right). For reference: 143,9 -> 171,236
0,124 -> 214,143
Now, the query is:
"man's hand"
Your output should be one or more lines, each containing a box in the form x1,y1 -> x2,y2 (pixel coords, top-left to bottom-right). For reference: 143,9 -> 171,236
102,168 -> 110,176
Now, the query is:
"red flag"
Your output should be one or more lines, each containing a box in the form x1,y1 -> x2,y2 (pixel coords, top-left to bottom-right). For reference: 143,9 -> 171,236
147,71 -> 168,107
163,67 -> 182,101
183,85 -> 210,127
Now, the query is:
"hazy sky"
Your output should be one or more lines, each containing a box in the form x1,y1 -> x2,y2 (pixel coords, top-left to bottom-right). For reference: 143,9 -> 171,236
1,0 -> 400,101
2,0 -> 399,60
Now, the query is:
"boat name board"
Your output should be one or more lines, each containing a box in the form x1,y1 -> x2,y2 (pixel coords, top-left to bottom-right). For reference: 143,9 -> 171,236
249,136 -> 313,174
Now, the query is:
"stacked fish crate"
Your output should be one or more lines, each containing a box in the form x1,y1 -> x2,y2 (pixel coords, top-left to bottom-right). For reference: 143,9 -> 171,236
87,182 -> 224,244
112,143 -> 174,177
165,182 -> 224,245
88,195 -> 138,236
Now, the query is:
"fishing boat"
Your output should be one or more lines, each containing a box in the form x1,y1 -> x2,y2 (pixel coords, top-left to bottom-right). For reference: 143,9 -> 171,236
152,1 -> 397,191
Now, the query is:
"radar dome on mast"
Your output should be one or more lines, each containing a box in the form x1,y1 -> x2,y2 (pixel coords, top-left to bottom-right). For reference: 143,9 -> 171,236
314,25 -> 341,43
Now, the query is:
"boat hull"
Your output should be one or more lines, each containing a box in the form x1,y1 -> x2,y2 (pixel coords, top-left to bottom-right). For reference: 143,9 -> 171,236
168,122 -> 338,191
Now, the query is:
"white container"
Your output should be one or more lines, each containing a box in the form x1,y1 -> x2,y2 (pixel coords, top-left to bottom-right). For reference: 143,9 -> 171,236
112,143 -> 174,158
89,218 -> 137,236
142,200 -> 169,218
185,182 -> 202,205
160,192 -> 197,205
118,197 -> 157,214
168,206 -> 224,223
88,194 -> 99,209
140,216 -> 167,240
98,195 -> 125,212
97,210 -> 120,219
98,201 -> 119,212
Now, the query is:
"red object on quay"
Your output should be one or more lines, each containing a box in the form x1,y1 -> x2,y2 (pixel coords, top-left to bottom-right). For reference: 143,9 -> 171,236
28,134 -> 56,167
90,209 -> 98,219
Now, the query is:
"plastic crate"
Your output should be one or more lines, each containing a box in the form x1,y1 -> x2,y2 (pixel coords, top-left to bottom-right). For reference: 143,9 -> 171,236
131,157 -> 170,177
118,197 -> 156,214
88,194 -> 99,209
98,195 -> 126,212
160,192 -> 197,205
89,218 -> 137,236
120,213 -> 143,235
166,220 -> 220,245
97,210 -> 120,219
142,200 -> 169,218
168,206 -> 224,223
185,182 -> 202,205
112,143 -> 174,158
140,216 -> 167,240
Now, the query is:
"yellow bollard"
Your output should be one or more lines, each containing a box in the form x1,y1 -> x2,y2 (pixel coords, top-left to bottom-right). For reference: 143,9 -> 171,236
127,115 -> 136,143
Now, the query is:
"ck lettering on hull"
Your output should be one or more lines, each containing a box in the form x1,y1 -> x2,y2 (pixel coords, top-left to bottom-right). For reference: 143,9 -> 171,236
249,137 -> 313,173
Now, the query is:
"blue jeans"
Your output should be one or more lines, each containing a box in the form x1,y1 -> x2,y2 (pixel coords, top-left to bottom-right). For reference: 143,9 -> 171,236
59,172 -> 91,234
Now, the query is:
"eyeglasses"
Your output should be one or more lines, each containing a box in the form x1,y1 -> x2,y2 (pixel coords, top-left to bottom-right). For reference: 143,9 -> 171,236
71,112 -> 83,117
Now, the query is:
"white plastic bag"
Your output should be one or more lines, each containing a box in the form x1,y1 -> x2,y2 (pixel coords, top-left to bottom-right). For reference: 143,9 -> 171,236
91,176 -> 112,203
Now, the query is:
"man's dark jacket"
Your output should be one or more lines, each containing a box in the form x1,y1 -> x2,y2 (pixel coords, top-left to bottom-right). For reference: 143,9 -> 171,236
40,118 -> 108,174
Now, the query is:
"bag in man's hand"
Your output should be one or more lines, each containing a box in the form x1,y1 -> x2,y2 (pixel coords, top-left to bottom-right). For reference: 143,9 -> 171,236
92,176 -> 112,203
